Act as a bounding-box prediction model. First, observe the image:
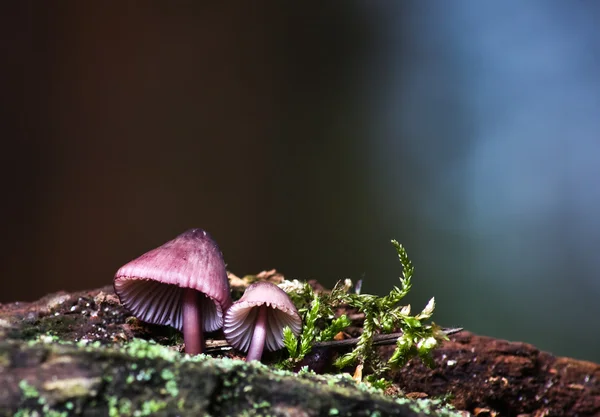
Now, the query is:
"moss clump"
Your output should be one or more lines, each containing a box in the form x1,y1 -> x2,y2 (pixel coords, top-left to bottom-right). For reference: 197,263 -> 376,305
282,240 -> 447,381
4,334 -> 464,417
42,376 -> 101,401
19,380 -> 40,399
13,315 -> 84,342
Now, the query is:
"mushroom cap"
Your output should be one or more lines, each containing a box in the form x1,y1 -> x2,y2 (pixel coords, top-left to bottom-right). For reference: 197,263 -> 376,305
223,281 -> 302,352
114,228 -> 232,332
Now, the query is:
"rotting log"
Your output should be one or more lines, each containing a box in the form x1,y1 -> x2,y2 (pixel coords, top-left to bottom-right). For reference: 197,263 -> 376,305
0,284 -> 598,417
0,338 -> 450,417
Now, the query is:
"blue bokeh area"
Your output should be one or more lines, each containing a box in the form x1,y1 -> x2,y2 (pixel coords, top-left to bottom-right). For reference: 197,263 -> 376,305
369,2 -> 600,362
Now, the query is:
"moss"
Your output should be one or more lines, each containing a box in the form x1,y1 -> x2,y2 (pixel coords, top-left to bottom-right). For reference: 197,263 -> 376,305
0,351 -> 10,368
160,368 -> 175,380
107,396 -> 142,417
397,397 -> 460,417
15,407 -> 68,417
134,368 -> 154,382
107,395 -> 119,417
9,336 -> 463,417
42,376 -> 102,400
43,410 -> 68,417
14,315 -> 84,341
177,397 -> 185,411
252,400 -> 270,409
164,379 -> 179,397
122,339 -> 177,361
137,399 -> 167,416
118,398 -> 132,415
19,380 -> 40,399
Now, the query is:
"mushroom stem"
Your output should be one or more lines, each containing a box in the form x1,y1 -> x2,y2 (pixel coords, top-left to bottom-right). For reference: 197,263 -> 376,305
246,305 -> 268,361
182,288 -> 204,354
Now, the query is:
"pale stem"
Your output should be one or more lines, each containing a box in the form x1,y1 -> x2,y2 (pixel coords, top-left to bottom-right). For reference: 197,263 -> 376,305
182,289 -> 204,355
246,305 -> 268,362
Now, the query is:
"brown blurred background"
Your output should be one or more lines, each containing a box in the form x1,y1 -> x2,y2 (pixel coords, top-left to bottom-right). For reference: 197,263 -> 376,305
3,2 -> 600,362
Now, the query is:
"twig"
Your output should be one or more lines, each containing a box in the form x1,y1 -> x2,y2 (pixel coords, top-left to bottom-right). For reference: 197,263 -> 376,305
204,328 -> 463,353
312,327 -> 463,349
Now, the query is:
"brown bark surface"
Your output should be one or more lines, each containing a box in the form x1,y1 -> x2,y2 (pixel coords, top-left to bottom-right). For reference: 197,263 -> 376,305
385,332 -> 599,416
0,283 -> 597,417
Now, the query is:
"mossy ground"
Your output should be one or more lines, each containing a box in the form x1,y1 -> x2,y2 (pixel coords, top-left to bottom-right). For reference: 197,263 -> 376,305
2,338 -> 464,417
0,285 -> 463,417
3,280 -> 594,416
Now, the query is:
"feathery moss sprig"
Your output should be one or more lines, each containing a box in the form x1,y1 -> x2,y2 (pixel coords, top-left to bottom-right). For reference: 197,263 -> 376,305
281,240 -> 447,376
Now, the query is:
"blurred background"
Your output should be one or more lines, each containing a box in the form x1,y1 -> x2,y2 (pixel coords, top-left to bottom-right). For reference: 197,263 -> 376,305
3,2 -> 600,362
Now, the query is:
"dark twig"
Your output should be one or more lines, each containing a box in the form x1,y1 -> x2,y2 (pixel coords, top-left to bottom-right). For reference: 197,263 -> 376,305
204,328 -> 463,353
312,327 -> 463,349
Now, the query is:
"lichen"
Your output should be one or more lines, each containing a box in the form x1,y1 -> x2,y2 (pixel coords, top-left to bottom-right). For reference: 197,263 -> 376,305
42,376 -> 101,400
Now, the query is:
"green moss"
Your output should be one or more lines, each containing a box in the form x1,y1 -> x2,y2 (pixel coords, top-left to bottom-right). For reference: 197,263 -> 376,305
8,301 -> 462,417
0,352 -> 9,369
136,399 -> 167,416
43,410 -> 68,417
177,397 -> 185,411
395,397 -> 461,417
134,368 -> 154,382
107,396 -> 145,417
118,398 -> 133,415
42,376 -> 101,401
252,400 -> 270,409
107,396 -> 119,417
164,380 -> 179,397
15,407 -> 68,417
19,380 -> 39,399
14,315 -> 83,341
160,368 -> 175,380
281,240 -> 447,380
9,340 -> 465,417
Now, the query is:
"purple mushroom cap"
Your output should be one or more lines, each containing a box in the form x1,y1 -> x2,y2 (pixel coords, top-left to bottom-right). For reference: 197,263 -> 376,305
114,228 -> 232,354
224,281 -> 302,361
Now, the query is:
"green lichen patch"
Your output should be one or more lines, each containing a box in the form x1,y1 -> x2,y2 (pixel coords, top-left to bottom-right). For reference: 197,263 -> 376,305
1,338 -> 464,416
42,377 -> 102,401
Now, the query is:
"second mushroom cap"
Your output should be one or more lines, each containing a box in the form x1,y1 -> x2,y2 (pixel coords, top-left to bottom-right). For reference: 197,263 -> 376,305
224,281 -> 302,354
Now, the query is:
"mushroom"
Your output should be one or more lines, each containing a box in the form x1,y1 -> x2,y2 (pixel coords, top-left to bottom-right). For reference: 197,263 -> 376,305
114,228 -> 232,354
223,281 -> 302,361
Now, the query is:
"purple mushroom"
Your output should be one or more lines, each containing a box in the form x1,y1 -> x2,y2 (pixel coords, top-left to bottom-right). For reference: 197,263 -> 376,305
114,228 -> 232,354
224,281 -> 302,361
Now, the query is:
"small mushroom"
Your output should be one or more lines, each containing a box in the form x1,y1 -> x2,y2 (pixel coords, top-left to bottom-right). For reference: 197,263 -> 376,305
223,281 -> 302,361
114,228 -> 232,354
